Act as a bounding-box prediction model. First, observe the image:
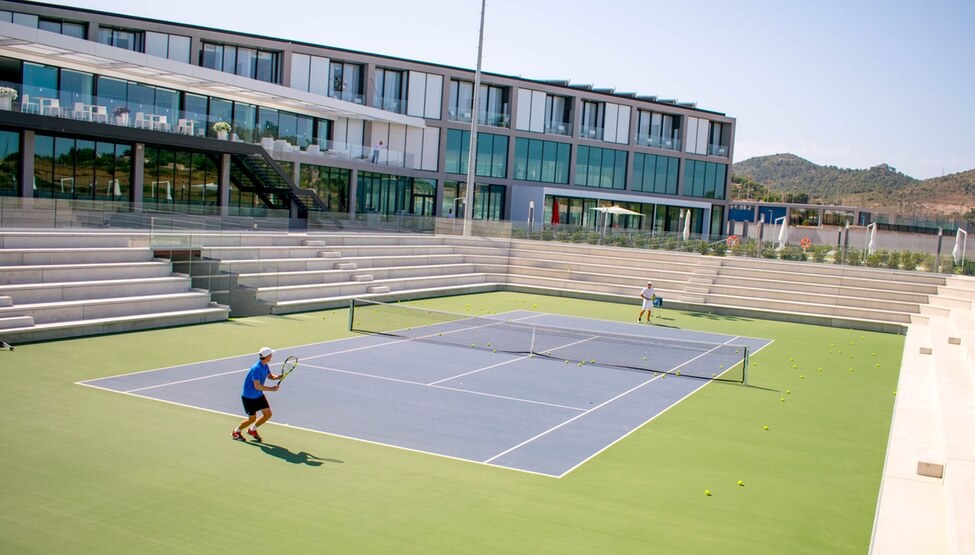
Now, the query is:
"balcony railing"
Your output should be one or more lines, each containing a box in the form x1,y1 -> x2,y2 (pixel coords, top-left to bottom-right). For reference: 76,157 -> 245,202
634,133 -> 682,152
544,121 -> 572,136
447,108 -> 510,128
0,82 -> 414,170
376,97 -> 406,114
579,125 -> 604,141
708,144 -> 729,157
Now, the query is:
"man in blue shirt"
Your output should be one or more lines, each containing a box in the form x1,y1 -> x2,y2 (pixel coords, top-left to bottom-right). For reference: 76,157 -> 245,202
232,347 -> 282,442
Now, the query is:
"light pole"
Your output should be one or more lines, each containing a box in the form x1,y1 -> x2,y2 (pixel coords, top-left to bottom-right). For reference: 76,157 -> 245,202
462,0 -> 486,237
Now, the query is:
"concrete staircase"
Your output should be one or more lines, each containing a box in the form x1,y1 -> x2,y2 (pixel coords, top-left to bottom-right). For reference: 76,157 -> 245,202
0,231 -> 229,343
870,276 -> 975,554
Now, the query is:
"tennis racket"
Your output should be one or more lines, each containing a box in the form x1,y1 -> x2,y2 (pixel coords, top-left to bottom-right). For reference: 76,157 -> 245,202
277,355 -> 298,385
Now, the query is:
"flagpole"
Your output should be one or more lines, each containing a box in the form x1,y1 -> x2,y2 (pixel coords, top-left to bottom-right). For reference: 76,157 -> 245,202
463,0 -> 486,237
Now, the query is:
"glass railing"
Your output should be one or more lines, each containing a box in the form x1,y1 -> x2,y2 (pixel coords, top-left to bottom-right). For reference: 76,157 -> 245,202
634,134 -> 682,151
579,125 -> 604,140
0,80 -> 418,169
479,110 -> 510,128
708,144 -> 729,157
446,108 -> 510,128
544,121 -> 572,136
376,97 -> 406,114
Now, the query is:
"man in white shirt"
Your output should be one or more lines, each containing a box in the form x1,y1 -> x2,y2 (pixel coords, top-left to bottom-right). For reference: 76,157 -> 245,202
638,281 -> 655,323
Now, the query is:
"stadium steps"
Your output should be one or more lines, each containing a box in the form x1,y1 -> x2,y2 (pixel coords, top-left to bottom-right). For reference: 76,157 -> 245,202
0,231 -> 228,344
871,274 -> 975,555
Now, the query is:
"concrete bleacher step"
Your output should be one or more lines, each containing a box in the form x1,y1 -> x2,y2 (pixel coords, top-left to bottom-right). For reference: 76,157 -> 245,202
0,291 -> 216,324
0,247 -> 156,266
0,231 -> 140,249
0,315 -> 33,329
0,305 -> 229,344
0,261 -> 176,284
366,286 -> 390,294
0,276 -> 192,304
351,275 -> 374,282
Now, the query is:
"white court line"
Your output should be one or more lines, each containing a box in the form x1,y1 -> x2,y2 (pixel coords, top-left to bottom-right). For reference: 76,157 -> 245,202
80,312 -> 546,394
483,335 -> 744,465
555,338 -> 774,477
301,361 -> 586,412
74,381 -> 561,479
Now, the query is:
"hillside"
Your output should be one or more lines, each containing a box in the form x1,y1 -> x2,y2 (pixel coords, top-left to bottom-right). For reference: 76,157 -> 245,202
732,154 -> 975,215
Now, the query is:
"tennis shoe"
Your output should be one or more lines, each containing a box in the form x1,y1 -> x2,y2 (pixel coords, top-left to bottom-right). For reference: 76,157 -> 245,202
247,428 -> 263,442
232,430 -> 245,442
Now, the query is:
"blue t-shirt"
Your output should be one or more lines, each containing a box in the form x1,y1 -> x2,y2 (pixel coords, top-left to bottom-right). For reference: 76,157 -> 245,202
242,360 -> 270,399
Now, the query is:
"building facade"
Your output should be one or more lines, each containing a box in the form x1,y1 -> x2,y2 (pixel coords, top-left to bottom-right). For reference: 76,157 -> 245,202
0,0 -> 735,235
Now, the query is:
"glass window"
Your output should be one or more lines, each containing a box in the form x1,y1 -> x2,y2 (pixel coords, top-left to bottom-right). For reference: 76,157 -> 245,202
202,43 -> 223,71
145,32 -> 169,59
168,35 -> 190,63
258,107 -> 279,139
513,138 -> 569,184
23,62 -> 58,101
233,102 -> 257,143
576,146 -> 625,189
208,98 -> 233,138
58,69 -> 94,111
291,53 -> 310,91
0,130 -> 19,197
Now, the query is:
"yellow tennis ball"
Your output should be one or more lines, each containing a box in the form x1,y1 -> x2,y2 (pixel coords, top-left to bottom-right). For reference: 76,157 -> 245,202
704,489 -> 711,496
763,425 -> 769,430
675,370 -> 681,376
800,374 -> 804,379
737,480 -> 744,486
780,397 -> 785,402
786,390 -> 791,395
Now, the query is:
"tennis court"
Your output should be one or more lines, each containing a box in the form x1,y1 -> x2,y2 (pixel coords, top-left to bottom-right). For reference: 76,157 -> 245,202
80,303 -> 771,477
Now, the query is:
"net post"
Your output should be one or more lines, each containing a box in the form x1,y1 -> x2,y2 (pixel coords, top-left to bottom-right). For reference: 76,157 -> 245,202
741,346 -> 748,385
348,298 -> 356,331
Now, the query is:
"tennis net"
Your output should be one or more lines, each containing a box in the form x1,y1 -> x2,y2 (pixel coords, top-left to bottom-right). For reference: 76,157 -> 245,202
349,299 -> 749,383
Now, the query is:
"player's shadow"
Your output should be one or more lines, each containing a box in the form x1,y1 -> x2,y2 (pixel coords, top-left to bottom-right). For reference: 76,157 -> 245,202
245,441 -> 343,466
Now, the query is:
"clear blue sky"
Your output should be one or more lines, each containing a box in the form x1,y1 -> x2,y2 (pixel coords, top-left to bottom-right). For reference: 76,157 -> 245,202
44,0 -> 975,179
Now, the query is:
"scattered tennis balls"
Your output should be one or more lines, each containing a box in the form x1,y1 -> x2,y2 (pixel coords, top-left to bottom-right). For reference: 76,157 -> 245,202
818,367 -> 823,372
737,480 -> 744,487
800,374 -> 805,379
875,363 -> 880,367
675,370 -> 681,376
493,349 -> 497,353
780,397 -> 785,402
849,368 -> 854,372
704,489 -> 711,496
792,364 -> 797,368
786,389 -> 791,395
720,364 -> 724,369
763,425 -> 769,430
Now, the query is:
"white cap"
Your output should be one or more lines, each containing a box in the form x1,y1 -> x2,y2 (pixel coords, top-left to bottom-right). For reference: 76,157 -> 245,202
258,347 -> 274,358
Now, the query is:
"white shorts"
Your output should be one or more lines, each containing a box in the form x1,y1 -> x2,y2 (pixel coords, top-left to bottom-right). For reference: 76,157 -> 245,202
642,298 -> 653,310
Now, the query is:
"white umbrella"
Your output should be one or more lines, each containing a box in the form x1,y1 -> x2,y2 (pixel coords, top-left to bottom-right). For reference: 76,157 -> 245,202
682,210 -> 691,240
593,205 -> 644,216
952,228 -> 966,264
592,205 -> 644,236
776,217 -> 788,248
867,223 -> 877,255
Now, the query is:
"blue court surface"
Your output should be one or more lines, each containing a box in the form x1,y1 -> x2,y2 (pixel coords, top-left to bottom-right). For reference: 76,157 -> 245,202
79,311 -> 771,477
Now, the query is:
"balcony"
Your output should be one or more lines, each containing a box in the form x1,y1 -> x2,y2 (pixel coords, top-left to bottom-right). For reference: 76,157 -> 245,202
544,121 -> 572,137
708,144 -> 729,158
447,108 -> 510,128
376,97 -> 406,114
0,82 -> 415,169
635,133 -> 682,152
579,125 -> 603,141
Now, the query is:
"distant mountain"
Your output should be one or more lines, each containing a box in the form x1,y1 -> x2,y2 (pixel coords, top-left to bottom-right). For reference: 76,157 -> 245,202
731,154 -> 975,215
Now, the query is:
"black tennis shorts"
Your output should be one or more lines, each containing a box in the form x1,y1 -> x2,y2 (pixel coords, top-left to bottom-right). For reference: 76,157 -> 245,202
241,394 -> 270,416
